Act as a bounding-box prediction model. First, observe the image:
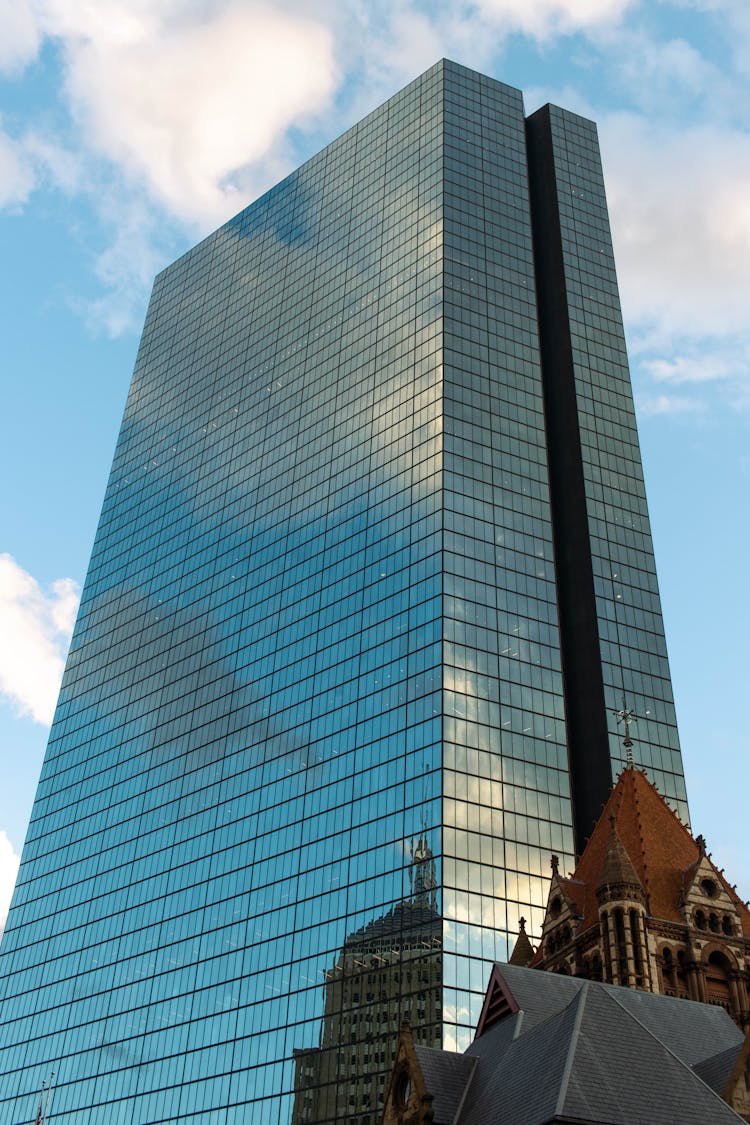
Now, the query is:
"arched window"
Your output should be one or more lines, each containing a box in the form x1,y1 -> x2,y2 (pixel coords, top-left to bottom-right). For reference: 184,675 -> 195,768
601,912 -> 611,981
630,909 -> 643,985
705,950 -> 733,1011
661,947 -> 676,993
614,908 -> 628,982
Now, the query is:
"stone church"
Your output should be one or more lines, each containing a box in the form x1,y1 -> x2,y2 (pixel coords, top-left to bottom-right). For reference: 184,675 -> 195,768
380,767 -> 750,1123
522,764 -> 750,1027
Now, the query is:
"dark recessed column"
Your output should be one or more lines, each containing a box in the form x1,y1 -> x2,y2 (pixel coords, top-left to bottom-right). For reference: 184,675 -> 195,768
525,105 -> 612,853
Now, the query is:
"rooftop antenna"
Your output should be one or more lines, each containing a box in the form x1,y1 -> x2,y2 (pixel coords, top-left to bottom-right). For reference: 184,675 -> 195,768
612,697 -> 636,767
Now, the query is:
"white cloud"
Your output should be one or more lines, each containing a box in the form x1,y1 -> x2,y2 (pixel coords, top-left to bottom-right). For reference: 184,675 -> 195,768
75,190 -> 179,336
609,33 -> 731,118
0,555 -> 79,726
0,125 -> 35,208
22,132 -> 82,195
0,0 -> 41,74
471,0 -> 633,37
0,0 -> 644,232
635,392 -> 703,417
0,830 -> 21,938
55,2 -> 337,226
603,114 -> 750,348
643,355 -> 735,385
0,2 -> 338,228
1,0 -> 748,357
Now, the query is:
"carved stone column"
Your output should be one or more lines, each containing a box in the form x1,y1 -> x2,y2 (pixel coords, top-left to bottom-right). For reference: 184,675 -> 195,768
622,909 -> 636,987
607,911 -> 621,985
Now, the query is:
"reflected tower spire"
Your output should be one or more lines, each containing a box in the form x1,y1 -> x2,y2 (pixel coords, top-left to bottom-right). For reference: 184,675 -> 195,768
412,832 -> 438,910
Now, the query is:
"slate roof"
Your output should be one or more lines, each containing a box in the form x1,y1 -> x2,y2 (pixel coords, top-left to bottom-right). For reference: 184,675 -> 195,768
414,965 -> 746,1124
694,1042 -> 744,1096
497,962 -> 743,1064
413,1048 -> 477,1124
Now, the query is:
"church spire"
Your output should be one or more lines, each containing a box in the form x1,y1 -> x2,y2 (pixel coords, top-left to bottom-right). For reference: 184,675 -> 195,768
612,698 -> 637,767
509,917 -> 535,966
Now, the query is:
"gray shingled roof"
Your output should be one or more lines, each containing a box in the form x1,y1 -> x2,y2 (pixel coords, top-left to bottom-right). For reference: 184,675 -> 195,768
417,966 -> 746,1124
413,1047 -> 477,1124
694,1043 -> 742,1095
461,987 -> 585,1125
496,962 -> 743,1064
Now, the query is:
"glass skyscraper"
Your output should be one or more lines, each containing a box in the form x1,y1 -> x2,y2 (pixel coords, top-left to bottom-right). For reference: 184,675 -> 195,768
0,61 -> 687,1124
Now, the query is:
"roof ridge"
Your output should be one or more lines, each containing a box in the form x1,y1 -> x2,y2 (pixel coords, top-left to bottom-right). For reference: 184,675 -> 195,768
553,983 -> 589,1118
603,986 -> 746,1118
450,1056 -> 479,1125
630,769 -> 652,902
631,766 -> 695,838
628,768 -> 750,922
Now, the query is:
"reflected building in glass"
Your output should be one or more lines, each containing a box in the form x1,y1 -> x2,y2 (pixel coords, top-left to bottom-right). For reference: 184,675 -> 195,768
0,60 -> 688,1124
292,836 -> 442,1121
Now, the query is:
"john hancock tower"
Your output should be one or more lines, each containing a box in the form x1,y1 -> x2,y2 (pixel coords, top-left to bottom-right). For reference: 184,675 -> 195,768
0,61 -> 688,1124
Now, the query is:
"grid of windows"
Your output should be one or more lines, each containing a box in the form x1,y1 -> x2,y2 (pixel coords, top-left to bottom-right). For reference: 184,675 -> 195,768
0,60 -> 688,1124
440,68 -> 573,1049
1,64 -> 446,1125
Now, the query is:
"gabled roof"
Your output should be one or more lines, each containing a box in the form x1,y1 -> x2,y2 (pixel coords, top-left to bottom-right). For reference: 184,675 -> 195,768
553,768 -> 750,935
496,962 -> 743,1066
463,981 -> 743,1125
411,965 -> 746,1124
555,875 -> 586,919
474,963 -> 519,1037
413,1048 -> 477,1124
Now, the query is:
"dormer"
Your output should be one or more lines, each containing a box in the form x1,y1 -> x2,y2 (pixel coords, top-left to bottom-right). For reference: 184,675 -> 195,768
538,855 -> 584,968
682,846 -> 744,942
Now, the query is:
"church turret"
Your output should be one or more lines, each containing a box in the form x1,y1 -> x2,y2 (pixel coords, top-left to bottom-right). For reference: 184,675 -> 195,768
596,815 -> 651,988
531,765 -> 750,1021
509,917 -> 535,967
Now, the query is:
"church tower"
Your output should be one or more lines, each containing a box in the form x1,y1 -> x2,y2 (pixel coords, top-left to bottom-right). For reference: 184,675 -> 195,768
523,766 -> 750,1030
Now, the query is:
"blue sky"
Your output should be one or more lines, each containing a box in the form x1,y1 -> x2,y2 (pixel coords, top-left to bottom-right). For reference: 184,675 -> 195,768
1,0 -> 748,926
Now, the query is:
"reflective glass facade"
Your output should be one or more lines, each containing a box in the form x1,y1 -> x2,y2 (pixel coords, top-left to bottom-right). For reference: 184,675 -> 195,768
0,61 -> 687,1124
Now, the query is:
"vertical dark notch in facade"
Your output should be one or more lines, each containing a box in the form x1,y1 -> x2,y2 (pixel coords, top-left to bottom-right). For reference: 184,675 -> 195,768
525,106 -> 612,854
